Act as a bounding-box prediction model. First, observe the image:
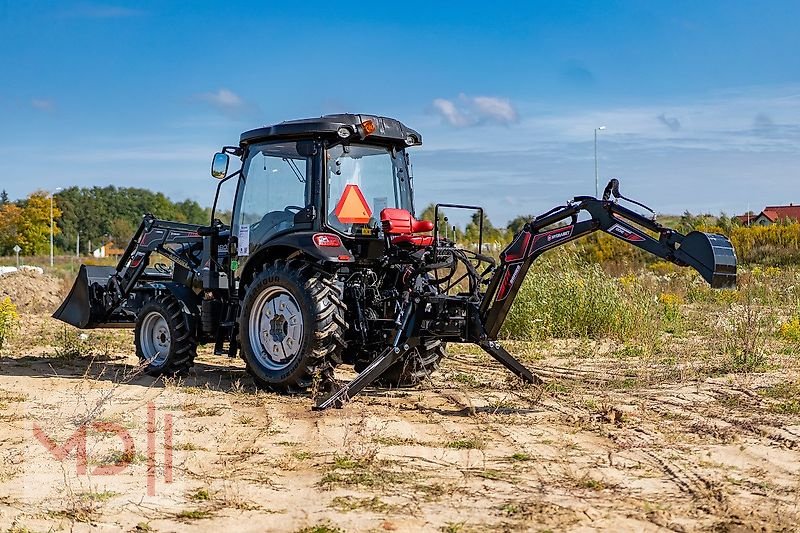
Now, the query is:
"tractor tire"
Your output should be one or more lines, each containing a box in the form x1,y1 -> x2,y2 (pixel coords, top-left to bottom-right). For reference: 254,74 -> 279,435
135,294 -> 197,377
357,338 -> 447,388
238,259 -> 346,393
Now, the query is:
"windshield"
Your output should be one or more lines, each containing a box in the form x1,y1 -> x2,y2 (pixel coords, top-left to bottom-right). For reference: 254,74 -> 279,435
326,144 -> 413,235
235,142 -> 312,252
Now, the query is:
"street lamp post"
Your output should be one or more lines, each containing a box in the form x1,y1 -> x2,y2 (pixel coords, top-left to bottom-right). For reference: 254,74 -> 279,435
594,126 -> 606,197
50,187 -> 62,267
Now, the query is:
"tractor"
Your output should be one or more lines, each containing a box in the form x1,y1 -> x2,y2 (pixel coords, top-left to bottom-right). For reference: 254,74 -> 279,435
53,114 -> 737,409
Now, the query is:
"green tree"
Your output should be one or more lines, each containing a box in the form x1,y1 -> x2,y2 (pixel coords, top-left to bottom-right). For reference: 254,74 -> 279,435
54,186 -> 209,251
465,212 -> 506,246
506,214 -> 535,235
419,203 -> 450,236
0,192 -> 60,255
0,203 -> 23,254
0,190 -> 8,205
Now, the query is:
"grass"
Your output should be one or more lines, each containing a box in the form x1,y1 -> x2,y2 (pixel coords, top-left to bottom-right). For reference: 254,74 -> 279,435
294,523 -> 345,533
176,509 -> 213,520
443,436 -> 484,450
759,381 -> 800,414
329,495 -> 394,513
189,487 -> 211,501
502,250 -> 661,344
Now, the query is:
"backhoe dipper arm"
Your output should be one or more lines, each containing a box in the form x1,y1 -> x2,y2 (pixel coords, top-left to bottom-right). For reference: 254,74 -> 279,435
480,186 -> 736,339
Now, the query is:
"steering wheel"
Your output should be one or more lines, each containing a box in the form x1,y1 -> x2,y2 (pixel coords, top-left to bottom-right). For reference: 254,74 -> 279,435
284,205 -> 303,214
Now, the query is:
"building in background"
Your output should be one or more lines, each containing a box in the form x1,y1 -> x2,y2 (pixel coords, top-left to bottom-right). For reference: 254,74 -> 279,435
735,204 -> 800,226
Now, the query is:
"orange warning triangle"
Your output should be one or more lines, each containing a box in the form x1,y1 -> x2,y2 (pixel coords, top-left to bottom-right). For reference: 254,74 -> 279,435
334,184 -> 372,224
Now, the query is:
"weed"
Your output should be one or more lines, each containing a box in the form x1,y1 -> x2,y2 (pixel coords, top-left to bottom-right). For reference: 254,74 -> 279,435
330,495 -> 392,512
235,414 -> 255,425
53,325 -> 92,358
452,372 -> 479,387
579,477 -> 606,491
294,523 -> 344,533
443,436 -> 484,450
176,509 -> 212,520
502,251 -> 661,347
720,300 -> 770,372
510,452 -> 532,461
189,487 -> 211,501
372,435 -> 420,446
0,296 -> 19,350
173,442 -> 205,451
778,316 -> 800,343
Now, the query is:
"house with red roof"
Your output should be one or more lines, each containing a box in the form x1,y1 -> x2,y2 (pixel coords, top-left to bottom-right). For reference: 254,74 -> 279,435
736,205 -> 800,226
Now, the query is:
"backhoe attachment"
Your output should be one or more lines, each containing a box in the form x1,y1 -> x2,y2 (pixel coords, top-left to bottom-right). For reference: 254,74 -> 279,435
315,179 -> 737,409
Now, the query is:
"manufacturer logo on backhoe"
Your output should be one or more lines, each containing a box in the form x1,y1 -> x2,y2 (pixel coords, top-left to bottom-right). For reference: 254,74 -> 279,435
546,229 -> 572,241
531,225 -> 574,251
609,223 -> 645,242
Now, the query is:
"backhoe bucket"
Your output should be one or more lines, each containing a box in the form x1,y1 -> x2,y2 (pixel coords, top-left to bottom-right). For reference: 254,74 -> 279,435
675,232 -> 737,289
52,265 -> 117,329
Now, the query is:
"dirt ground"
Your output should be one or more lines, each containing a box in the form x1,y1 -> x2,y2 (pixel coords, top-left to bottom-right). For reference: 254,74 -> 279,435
0,281 -> 799,531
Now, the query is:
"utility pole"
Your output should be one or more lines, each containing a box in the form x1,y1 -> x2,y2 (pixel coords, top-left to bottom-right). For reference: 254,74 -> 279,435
594,126 -> 606,197
49,187 -> 62,267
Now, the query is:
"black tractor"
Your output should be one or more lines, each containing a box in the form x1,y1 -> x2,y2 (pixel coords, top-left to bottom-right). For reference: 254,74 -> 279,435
54,114 -> 737,409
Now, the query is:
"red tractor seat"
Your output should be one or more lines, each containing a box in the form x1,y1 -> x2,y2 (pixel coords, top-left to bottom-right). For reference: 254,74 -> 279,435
380,208 -> 435,247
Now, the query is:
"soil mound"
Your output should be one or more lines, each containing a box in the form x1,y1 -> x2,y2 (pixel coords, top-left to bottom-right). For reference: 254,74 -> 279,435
0,270 -> 65,314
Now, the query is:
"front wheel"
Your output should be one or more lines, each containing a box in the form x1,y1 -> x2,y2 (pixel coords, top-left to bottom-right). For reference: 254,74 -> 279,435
238,259 -> 346,392
135,294 -> 197,377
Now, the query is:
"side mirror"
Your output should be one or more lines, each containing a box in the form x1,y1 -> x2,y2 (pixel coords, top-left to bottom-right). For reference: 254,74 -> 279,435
211,152 -> 229,179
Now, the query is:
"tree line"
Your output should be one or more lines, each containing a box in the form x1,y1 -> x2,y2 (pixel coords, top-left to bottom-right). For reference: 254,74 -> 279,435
0,187 -> 208,255
0,186 -> 788,265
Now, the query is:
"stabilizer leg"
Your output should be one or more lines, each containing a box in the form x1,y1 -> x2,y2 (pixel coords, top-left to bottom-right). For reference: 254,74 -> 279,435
313,340 -> 419,410
479,340 -> 543,385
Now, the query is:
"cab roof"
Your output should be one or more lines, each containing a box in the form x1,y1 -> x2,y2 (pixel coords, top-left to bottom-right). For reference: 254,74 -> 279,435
239,113 -> 422,148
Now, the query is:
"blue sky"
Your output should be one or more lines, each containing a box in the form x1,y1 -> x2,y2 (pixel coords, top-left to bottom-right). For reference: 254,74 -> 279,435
2,1 -> 799,224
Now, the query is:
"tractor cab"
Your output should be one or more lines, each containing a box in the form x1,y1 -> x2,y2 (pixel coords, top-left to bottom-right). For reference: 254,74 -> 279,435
210,114 -> 427,270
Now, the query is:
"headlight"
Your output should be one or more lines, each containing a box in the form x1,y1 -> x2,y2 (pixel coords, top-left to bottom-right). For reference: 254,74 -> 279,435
337,126 -> 351,138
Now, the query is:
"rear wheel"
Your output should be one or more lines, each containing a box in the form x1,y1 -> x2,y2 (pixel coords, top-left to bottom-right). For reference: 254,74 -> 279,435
238,259 -> 346,392
135,294 -> 197,377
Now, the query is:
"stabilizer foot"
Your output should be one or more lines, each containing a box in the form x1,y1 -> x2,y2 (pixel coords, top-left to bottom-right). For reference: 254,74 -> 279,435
479,340 -> 543,385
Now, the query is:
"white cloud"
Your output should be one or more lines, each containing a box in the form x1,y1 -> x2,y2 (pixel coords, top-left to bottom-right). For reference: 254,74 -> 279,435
472,96 -> 518,123
432,98 -> 471,127
432,94 -> 519,127
194,88 -> 260,119
198,88 -> 244,110
31,99 -> 55,112
411,84 -> 800,223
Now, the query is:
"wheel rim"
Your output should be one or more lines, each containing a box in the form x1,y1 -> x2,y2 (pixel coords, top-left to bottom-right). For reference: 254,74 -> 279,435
249,286 -> 304,371
140,311 -> 171,366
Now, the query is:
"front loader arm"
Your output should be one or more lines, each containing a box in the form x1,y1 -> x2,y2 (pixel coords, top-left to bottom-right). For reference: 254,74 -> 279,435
480,185 -> 737,339
53,214 -> 210,329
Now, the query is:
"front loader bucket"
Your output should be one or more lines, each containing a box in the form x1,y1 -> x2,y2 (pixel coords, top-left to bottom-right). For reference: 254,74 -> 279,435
675,232 -> 737,289
52,265 -> 117,329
